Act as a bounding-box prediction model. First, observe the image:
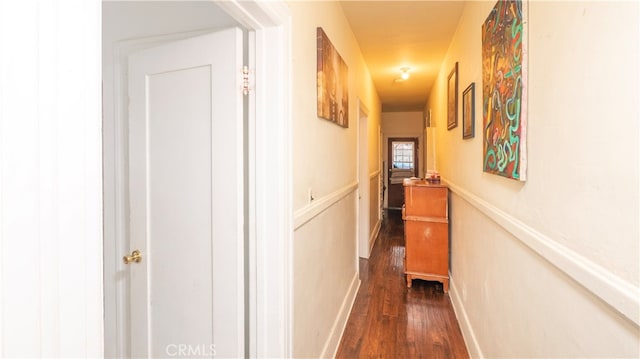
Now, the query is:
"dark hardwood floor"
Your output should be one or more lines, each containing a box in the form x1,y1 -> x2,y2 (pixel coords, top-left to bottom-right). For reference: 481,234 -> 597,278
336,210 -> 469,359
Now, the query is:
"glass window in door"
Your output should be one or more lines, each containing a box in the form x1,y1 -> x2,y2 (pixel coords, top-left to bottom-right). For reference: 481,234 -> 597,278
392,141 -> 414,169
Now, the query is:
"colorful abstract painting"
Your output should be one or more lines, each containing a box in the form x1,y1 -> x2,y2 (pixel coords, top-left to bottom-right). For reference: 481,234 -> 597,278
482,0 -> 527,181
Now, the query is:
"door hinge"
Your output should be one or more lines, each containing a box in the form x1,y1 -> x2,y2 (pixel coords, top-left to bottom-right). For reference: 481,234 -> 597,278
242,66 -> 252,95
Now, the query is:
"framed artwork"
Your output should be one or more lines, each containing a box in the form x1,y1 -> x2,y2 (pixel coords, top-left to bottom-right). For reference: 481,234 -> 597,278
317,27 -> 349,128
462,83 -> 475,139
447,62 -> 458,130
482,0 -> 528,181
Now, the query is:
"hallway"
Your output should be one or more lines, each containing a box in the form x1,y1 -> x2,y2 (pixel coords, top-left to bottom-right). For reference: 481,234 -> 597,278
336,210 -> 469,358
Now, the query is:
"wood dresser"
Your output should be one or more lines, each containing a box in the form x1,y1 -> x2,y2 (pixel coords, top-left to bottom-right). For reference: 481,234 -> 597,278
402,178 -> 449,292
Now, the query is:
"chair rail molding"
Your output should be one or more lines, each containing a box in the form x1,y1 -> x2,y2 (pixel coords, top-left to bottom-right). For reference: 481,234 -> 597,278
294,181 -> 359,230
444,178 -> 640,327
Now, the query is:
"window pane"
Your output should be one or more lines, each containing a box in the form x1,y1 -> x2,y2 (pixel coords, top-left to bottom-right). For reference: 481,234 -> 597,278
392,141 -> 415,170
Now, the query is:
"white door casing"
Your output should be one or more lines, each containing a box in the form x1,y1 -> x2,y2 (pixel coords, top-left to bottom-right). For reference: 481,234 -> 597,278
357,102 -> 370,258
128,28 -> 244,358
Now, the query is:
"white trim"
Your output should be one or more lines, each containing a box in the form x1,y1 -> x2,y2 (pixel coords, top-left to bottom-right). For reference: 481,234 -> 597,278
358,100 -> 370,120
357,100 -> 371,259
449,275 -> 483,358
365,171 -> 381,256
444,178 -> 640,327
369,219 -> 381,254
294,182 -> 359,230
369,169 -> 382,228
216,2 -> 293,358
215,0 -> 289,29
320,272 -> 360,359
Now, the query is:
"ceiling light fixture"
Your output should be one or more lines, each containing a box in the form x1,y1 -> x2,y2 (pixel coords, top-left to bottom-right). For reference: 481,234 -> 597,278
400,67 -> 410,80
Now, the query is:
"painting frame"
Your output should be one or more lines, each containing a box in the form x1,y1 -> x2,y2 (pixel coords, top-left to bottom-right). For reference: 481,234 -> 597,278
424,108 -> 431,128
317,27 -> 349,128
481,0 -> 528,181
447,62 -> 458,130
462,82 -> 475,139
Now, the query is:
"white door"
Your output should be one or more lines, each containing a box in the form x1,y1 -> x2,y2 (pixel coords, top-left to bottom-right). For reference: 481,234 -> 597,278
127,28 -> 244,358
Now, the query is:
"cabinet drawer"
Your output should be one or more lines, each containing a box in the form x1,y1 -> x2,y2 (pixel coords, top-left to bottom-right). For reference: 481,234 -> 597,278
404,220 -> 448,276
404,186 -> 447,218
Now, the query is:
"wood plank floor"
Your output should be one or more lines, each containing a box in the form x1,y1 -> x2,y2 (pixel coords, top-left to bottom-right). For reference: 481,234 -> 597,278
336,210 -> 469,359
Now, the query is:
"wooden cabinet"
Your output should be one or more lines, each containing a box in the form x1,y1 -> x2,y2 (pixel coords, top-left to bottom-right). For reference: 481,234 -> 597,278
402,178 -> 449,292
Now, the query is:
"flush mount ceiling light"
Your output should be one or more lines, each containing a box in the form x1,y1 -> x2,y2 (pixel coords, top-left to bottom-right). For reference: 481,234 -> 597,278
394,67 -> 411,83
400,67 -> 410,80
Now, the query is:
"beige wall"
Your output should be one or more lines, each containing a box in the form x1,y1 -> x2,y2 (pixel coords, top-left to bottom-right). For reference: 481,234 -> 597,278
288,1 -> 382,357
428,1 -> 640,357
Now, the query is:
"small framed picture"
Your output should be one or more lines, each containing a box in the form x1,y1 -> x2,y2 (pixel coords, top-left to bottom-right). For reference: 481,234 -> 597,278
462,82 -> 475,139
447,62 -> 458,130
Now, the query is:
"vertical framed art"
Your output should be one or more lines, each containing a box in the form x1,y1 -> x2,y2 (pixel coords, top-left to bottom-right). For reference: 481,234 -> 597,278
482,0 -> 527,180
447,62 -> 458,130
462,83 -> 475,139
317,27 -> 349,128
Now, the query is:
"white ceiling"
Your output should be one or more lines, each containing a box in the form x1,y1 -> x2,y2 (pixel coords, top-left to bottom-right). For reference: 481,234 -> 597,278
340,1 -> 465,112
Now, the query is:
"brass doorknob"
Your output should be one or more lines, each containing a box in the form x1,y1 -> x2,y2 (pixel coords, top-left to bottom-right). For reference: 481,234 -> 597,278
123,250 -> 142,264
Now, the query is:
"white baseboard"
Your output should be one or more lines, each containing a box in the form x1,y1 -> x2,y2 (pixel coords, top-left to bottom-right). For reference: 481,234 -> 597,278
369,219 -> 381,254
319,272 -> 360,359
449,275 -> 484,358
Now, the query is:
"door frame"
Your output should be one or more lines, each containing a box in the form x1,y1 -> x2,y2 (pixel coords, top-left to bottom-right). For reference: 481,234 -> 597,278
387,137 -> 419,178
103,1 -> 293,357
191,3 -> 294,356
357,100 -> 370,258
225,3 -> 293,356
386,137 -> 419,209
